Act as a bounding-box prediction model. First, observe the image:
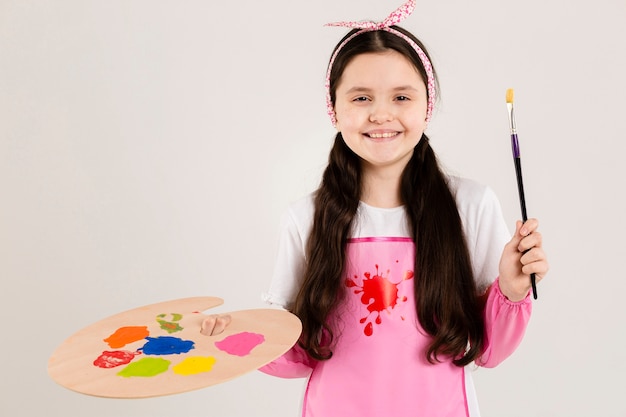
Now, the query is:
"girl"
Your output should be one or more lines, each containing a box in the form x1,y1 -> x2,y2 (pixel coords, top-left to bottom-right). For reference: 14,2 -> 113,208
259,1 -> 549,416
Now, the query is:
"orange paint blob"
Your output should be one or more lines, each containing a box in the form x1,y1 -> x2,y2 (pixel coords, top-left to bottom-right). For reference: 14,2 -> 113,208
104,326 -> 150,348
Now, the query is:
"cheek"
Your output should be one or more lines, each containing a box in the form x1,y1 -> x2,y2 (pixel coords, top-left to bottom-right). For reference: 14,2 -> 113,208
335,104 -> 362,131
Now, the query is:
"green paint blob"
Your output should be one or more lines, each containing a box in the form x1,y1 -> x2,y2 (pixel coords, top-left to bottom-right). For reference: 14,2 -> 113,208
117,357 -> 171,378
156,313 -> 184,334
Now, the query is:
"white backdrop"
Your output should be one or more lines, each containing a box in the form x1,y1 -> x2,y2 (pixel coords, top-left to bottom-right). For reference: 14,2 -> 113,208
2,0 -> 625,416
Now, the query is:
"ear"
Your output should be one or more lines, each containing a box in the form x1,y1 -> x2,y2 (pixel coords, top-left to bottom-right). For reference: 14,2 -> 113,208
333,108 -> 341,131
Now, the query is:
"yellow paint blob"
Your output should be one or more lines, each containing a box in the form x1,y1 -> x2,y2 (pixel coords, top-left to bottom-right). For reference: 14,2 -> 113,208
172,356 -> 217,376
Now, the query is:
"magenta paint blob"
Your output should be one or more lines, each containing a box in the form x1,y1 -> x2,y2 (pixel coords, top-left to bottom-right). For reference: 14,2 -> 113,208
215,332 -> 265,357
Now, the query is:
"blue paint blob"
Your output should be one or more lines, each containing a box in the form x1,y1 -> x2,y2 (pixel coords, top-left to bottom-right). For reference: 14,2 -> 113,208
139,336 -> 195,355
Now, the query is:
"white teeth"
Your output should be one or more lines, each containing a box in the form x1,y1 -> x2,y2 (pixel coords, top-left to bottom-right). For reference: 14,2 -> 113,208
368,132 -> 397,138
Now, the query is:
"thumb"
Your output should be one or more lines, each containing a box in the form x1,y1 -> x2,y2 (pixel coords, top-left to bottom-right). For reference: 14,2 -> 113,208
507,220 -> 525,248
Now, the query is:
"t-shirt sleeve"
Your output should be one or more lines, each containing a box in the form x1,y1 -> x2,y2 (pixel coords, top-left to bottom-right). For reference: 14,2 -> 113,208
455,179 -> 533,368
262,199 -> 311,309
260,199 -> 315,378
456,179 -> 511,294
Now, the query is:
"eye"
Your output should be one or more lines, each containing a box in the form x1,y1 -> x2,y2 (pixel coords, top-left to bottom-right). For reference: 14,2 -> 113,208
352,96 -> 370,102
395,95 -> 410,101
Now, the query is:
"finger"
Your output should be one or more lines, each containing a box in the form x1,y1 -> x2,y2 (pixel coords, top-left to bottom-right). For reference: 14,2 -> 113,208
521,252 -> 549,278
200,315 -> 217,336
519,218 -> 539,236
520,245 -> 544,262
211,315 -> 232,335
526,272 -> 544,284
518,231 -> 543,252
522,258 -> 549,277
507,220 -> 525,248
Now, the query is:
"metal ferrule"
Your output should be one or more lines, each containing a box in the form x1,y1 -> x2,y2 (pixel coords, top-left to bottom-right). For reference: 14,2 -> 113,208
507,103 -> 517,134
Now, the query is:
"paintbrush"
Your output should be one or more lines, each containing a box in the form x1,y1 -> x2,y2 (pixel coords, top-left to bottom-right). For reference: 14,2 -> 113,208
505,88 -> 537,300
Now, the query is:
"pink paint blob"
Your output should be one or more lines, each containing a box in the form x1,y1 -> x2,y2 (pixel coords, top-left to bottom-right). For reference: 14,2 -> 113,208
215,332 -> 265,357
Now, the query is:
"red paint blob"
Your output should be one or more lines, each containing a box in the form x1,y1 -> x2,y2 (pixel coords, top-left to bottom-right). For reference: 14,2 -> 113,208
347,264 -> 414,336
361,273 -> 399,313
94,350 -> 140,368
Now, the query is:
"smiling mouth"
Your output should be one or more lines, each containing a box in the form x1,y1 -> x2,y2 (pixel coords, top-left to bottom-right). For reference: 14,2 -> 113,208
365,132 -> 399,139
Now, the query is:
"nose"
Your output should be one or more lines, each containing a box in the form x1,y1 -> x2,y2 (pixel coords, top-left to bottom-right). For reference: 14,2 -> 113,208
369,102 -> 393,123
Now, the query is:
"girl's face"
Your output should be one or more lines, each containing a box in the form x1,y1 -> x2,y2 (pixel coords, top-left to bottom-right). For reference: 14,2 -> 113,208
334,50 -> 428,175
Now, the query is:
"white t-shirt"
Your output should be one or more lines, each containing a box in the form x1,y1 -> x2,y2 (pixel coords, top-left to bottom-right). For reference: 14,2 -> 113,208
263,176 -> 511,309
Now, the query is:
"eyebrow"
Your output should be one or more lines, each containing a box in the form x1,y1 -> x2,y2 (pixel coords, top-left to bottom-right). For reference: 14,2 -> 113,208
344,85 -> 421,94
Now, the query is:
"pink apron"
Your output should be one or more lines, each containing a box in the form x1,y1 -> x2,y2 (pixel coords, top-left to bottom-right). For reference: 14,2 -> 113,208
302,237 -> 471,417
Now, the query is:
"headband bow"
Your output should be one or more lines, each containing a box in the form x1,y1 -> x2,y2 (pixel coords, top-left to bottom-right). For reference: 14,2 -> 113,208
324,0 -> 436,127
325,0 -> 416,30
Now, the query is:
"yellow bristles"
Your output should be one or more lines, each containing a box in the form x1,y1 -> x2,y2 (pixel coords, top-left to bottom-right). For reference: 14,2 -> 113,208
506,88 -> 514,104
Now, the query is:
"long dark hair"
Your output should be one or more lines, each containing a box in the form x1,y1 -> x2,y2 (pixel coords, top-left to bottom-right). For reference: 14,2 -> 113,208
292,27 -> 484,367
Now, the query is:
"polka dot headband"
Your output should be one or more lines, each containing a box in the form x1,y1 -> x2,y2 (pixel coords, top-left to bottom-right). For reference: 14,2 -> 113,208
324,0 -> 436,126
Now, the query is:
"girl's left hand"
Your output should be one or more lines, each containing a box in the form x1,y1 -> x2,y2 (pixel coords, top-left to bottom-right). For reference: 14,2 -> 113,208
200,314 -> 232,336
498,218 -> 549,301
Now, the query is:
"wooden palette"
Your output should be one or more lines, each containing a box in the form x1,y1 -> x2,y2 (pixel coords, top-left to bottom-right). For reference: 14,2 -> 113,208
48,297 -> 301,398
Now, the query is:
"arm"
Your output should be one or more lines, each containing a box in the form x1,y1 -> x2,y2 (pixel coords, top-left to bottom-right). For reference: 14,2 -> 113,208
260,197 -> 316,378
258,343 -> 316,379
453,179 -> 548,367
478,218 -> 549,367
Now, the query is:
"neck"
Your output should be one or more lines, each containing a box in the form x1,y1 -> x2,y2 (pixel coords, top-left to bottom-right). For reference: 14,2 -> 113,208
360,164 -> 405,208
